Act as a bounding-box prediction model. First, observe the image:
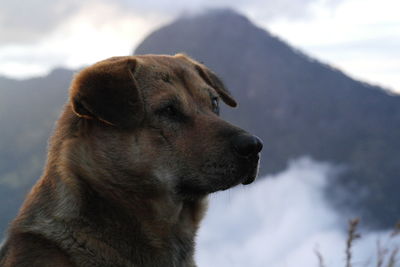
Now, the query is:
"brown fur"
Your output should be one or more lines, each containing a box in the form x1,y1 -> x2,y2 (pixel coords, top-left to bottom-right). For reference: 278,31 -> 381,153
0,54 -> 261,267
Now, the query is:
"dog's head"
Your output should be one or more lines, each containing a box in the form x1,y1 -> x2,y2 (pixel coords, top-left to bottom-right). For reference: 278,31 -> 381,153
68,54 -> 262,199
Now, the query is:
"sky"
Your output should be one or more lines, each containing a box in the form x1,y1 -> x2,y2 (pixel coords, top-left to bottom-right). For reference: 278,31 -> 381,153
0,0 -> 399,93
196,158 -> 400,267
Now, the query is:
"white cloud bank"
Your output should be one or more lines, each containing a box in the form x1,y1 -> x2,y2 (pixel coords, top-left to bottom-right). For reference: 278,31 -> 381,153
196,158 -> 399,267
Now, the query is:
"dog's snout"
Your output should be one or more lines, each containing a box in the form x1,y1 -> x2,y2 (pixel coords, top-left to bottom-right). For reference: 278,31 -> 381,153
232,134 -> 263,157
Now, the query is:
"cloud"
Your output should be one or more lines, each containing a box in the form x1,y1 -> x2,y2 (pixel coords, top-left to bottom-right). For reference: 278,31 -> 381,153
0,0 -> 348,79
196,157 -> 399,267
117,0 -> 344,20
2,0 -> 397,93
0,0 -> 82,44
0,0 -> 344,78
0,0 -> 344,44
0,1 -> 170,78
265,0 -> 400,92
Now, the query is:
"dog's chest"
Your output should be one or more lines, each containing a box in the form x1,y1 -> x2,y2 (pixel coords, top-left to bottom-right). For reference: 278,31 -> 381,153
61,227 -> 196,267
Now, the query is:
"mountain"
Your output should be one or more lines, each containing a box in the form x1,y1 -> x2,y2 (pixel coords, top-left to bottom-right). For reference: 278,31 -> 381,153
0,10 -> 398,239
0,69 -> 73,235
135,9 -> 400,228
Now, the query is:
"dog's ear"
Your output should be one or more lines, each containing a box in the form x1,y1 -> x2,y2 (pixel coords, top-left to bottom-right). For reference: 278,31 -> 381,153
70,57 -> 144,128
194,64 -> 237,108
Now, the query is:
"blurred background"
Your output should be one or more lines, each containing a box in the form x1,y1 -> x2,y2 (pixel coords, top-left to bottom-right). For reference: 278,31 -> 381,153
0,0 -> 399,266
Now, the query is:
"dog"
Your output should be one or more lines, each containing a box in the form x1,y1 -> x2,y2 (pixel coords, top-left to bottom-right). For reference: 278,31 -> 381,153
0,54 -> 262,267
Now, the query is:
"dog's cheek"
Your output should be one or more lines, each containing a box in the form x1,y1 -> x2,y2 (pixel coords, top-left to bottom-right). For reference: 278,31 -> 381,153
117,131 -> 161,171
146,119 -> 182,147
136,130 -> 181,169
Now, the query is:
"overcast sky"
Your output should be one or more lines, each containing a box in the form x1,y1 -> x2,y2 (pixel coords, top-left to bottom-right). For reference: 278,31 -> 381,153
0,0 -> 399,93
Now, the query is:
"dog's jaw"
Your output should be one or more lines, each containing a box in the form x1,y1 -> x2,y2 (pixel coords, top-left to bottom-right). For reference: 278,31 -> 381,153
242,154 -> 261,185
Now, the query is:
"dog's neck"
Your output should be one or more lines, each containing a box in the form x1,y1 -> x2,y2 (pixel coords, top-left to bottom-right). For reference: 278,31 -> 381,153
15,166 -> 206,267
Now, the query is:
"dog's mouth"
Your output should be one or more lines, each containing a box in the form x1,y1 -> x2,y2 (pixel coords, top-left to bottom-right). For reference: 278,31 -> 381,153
178,154 -> 261,197
216,154 -> 260,190
241,154 -> 260,185
219,154 -> 261,189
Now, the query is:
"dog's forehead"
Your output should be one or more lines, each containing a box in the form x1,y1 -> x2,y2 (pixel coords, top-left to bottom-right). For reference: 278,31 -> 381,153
137,55 -> 197,81
136,55 -> 216,104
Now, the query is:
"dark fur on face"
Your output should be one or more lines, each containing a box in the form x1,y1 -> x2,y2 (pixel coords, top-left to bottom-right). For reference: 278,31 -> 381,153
0,54 -> 262,267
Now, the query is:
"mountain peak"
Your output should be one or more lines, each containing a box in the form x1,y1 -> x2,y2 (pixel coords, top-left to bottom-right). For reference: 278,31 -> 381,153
179,7 -> 250,23
134,9 -> 277,61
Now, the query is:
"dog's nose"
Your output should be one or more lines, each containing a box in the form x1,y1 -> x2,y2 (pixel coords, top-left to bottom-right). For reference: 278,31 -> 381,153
232,134 -> 263,157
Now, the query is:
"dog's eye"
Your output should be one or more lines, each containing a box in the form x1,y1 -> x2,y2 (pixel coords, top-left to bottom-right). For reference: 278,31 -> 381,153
155,100 -> 189,123
212,97 -> 219,114
157,104 -> 187,121
159,105 -> 178,117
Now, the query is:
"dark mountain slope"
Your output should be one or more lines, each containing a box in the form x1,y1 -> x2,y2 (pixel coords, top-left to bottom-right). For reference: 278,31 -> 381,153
135,9 -> 400,228
0,69 -> 73,235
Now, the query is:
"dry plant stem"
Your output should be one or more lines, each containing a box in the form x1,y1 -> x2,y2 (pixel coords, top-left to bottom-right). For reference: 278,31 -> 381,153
386,247 -> 398,267
314,247 -> 326,267
346,218 -> 361,267
314,219 -> 399,267
376,239 -> 387,267
386,221 -> 400,267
